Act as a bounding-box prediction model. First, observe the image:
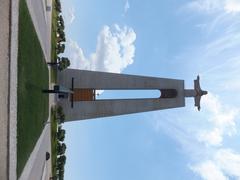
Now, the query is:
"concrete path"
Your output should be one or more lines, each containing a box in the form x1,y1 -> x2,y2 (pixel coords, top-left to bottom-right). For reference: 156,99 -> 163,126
19,123 -> 51,180
9,0 -> 19,180
0,0 -> 10,179
26,0 -> 52,61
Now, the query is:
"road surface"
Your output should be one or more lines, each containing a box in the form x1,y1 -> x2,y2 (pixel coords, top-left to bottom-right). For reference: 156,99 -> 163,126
0,0 -> 10,179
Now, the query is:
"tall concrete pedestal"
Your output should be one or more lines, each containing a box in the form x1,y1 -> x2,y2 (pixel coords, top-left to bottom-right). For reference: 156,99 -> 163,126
57,69 -> 207,121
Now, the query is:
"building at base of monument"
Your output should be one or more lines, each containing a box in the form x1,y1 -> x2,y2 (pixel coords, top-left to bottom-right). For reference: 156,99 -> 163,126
57,69 -> 207,121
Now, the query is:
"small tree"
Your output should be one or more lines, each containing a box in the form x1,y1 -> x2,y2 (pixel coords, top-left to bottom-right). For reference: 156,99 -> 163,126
59,20 -> 65,29
57,143 -> 67,155
58,113 -> 65,124
55,0 -> 62,12
57,164 -> 64,172
57,27 -> 64,36
58,169 -> 64,180
56,43 -> 65,54
57,126 -> 65,141
56,163 -> 64,180
57,31 -> 66,43
58,57 -> 70,71
57,105 -> 63,115
47,57 -> 70,71
57,15 -> 63,22
56,105 -> 65,123
58,30 -> 65,38
57,15 -> 65,28
57,155 -> 66,166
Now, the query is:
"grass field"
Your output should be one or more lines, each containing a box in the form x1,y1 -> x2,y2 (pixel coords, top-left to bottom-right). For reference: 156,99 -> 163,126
17,0 -> 49,177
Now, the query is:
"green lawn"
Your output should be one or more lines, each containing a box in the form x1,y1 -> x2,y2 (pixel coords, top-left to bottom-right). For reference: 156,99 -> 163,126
17,0 -> 49,177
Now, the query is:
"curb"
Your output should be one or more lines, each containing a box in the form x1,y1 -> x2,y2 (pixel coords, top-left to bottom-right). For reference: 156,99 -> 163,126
9,0 -> 19,179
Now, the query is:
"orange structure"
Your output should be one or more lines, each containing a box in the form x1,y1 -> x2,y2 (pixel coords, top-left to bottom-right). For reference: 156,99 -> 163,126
72,89 -> 95,101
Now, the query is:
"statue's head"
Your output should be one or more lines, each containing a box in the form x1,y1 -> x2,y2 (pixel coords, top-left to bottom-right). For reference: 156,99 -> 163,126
202,90 -> 208,96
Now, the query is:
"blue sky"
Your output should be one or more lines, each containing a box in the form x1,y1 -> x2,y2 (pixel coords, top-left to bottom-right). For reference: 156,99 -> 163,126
61,0 -> 240,179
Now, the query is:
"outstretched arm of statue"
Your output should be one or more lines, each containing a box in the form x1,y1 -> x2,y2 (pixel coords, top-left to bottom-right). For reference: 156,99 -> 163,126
194,96 -> 201,111
194,75 -> 201,92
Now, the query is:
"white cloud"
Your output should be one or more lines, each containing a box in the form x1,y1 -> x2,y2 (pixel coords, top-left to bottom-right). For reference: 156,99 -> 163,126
222,78 -> 240,91
215,149 -> 240,177
150,1 -> 240,179
186,0 -> 224,13
191,161 -> 227,180
67,25 -> 136,73
172,92 -> 239,147
187,33 -> 240,178
202,93 -> 238,132
194,94 -> 240,178
123,0 -> 130,16
186,0 -> 240,14
62,7 -> 75,25
200,33 -> 240,93
191,149 -> 240,180
224,0 -> 240,13
198,128 -> 223,146
153,92 -> 240,148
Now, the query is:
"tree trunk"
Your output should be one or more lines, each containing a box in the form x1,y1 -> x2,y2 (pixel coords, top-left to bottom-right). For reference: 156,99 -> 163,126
47,62 -> 59,66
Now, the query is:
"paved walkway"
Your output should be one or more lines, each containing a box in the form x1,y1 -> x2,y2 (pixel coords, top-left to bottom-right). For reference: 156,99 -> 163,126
19,123 -> 51,180
26,0 -> 52,61
0,0 -> 10,179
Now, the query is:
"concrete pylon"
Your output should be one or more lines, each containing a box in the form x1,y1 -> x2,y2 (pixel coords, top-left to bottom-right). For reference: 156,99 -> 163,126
57,69 -> 207,121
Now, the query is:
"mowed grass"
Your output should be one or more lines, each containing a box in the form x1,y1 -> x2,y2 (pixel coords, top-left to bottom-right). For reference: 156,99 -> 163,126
17,0 -> 49,177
